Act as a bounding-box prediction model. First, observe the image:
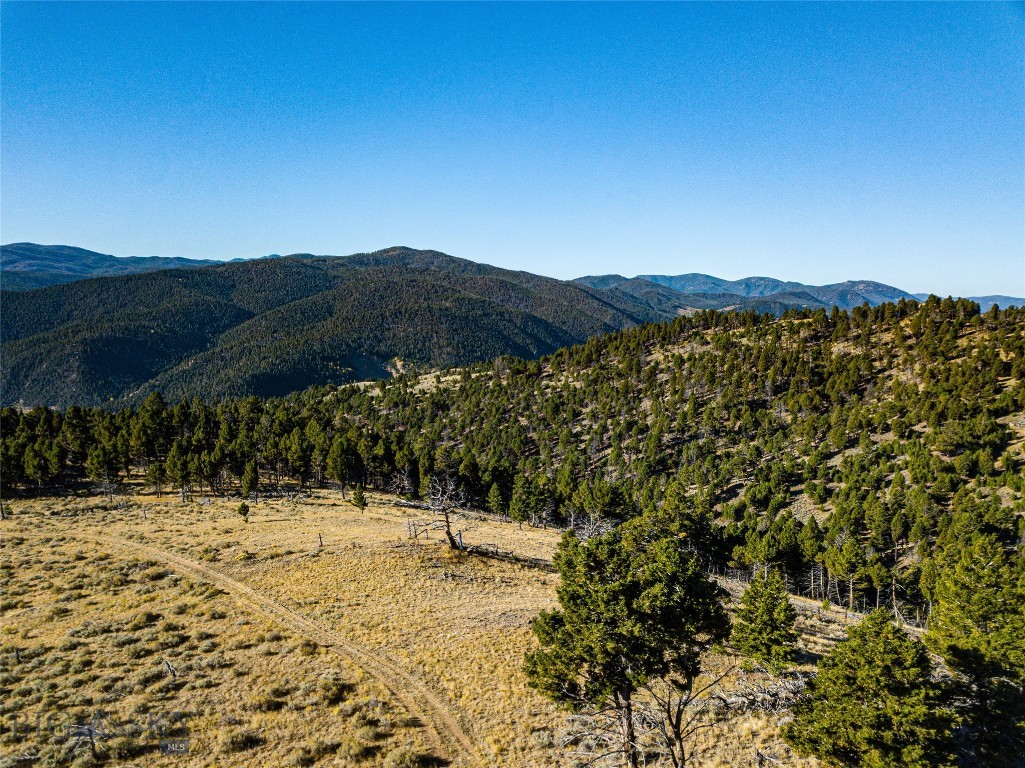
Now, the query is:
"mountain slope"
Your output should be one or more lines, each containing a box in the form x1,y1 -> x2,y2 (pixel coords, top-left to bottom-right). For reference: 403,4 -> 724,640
1,248 -> 659,407
0,243 -> 220,290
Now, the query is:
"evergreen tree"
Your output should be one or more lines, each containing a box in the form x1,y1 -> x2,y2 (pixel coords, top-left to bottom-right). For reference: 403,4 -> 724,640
509,473 -> 533,528
326,434 -> 348,488
165,440 -> 190,502
799,516 -> 823,569
85,442 -> 115,485
732,569 -> 799,672
287,427 -> 312,486
824,536 -> 867,611
524,512 -> 730,768
22,440 -> 51,491
784,609 -> 954,768
661,474 -> 720,558
351,484 -> 367,513
925,535 -> 1025,766
187,453 -> 203,495
131,391 -> 167,464
487,482 -> 505,516
146,460 -> 166,496
241,460 -> 259,500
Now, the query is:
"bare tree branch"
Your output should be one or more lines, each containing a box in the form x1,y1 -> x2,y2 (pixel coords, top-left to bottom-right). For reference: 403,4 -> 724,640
428,474 -> 466,550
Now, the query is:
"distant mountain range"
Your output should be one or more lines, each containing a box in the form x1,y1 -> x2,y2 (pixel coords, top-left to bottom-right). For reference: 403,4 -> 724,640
1,243 -> 1021,407
0,243 -> 222,290
4,243 -> 1018,309
573,273 -> 1021,313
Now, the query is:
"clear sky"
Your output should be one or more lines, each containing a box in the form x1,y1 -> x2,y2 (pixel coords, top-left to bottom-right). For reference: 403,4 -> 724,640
2,2 -> 1022,296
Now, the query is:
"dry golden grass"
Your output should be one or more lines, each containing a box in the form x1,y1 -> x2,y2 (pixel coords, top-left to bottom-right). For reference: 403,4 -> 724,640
0,533 -> 431,767
2,490 -> 829,767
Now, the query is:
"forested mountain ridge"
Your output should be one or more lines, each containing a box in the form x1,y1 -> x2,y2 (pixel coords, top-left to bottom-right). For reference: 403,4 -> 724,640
1,247 -> 660,407
574,272 -> 915,309
0,242 -> 219,290
638,273 -> 914,305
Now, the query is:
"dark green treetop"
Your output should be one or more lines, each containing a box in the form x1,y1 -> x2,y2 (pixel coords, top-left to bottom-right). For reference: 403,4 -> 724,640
784,609 -> 954,768
732,568 -> 799,673
926,534 -> 1025,766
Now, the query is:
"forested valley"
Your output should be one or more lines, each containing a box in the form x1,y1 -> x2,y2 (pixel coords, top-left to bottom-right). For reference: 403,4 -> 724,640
3,295 -> 1024,766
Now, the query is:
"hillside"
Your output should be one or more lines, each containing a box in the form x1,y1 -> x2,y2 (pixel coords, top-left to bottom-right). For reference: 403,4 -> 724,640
4,297 -> 1024,765
0,242 -> 219,290
1,487 -> 844,768
5,297 -> 1023,614
0,248 -> 660,407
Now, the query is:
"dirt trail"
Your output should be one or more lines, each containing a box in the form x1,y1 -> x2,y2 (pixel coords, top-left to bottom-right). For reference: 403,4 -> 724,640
11,529 -> 481,767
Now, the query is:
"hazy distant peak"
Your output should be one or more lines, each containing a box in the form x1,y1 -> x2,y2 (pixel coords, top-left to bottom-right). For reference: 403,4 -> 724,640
0,242 -> 220,290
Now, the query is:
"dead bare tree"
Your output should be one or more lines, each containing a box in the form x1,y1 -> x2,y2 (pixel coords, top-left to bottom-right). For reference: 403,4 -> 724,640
389,467 -> 417,498
636,665 -> 737,768
572,513 -> 616,542
91,478 -> 120,504
63,720 -> 104,761
428,474 -> 465,550
555,667 -> 734,768
557,707 -> 643,768
715,669 -> 809,714
559,663 -> 808,768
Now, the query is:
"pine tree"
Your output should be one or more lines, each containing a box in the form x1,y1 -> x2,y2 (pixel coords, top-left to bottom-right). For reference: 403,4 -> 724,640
351,484 -> 367,513
732,569 -> 798,672
487,482 -> 505,516
165,440 -> 190,502
131,391 -> 167,464
22,440 -> 50,491
784,609 -> 954,768
525,511 -> 730,768
85,442 -> 114,485
798,516 -> 823,567
326,434 -> 347,488
824,536 -> 867,611
509,473 -> 532,528
146,460 -> 166,496
925,535 -> 1025,766
241,460 -> 259,500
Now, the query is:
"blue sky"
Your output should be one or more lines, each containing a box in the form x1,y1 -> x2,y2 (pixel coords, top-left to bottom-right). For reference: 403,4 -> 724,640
2,2 -> 1022,295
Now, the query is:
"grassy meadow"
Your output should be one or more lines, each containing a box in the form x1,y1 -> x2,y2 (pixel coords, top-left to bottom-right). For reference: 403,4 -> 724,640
1,489 -> 835,767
